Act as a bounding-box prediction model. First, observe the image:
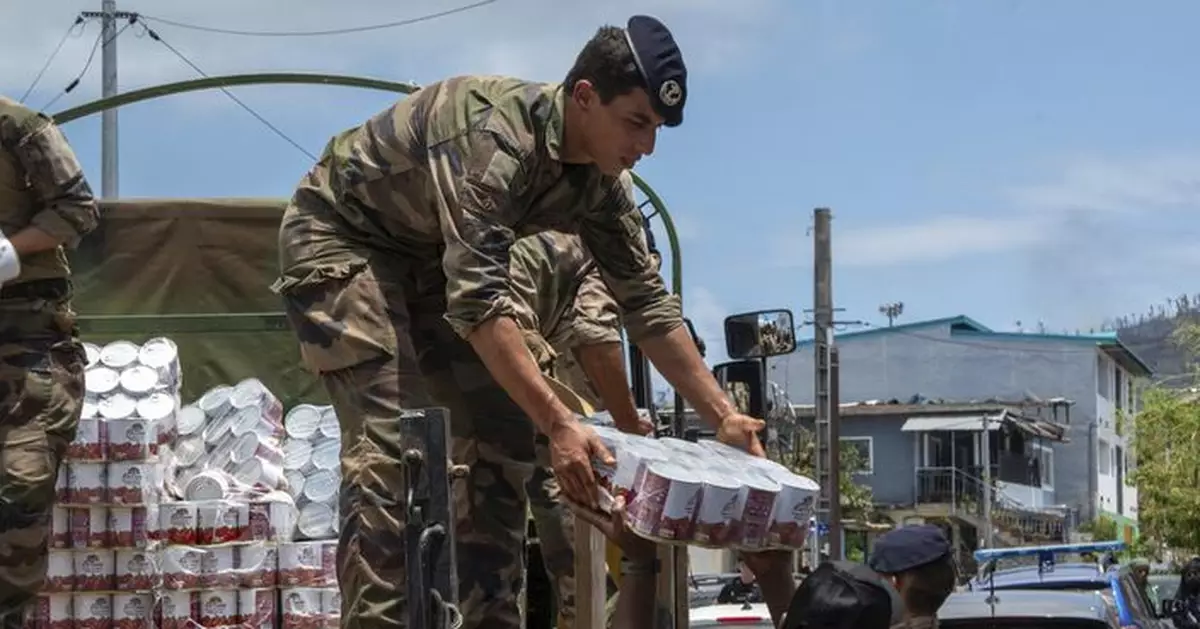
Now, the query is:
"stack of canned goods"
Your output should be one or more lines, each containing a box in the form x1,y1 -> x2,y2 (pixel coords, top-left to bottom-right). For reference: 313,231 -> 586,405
36,338 -> 183,629
588,424 -> 821,551
279,404 -> 341,542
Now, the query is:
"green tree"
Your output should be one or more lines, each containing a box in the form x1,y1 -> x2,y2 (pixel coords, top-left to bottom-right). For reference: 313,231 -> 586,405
1130,321 -> 1200,551
774,427 -> 875,521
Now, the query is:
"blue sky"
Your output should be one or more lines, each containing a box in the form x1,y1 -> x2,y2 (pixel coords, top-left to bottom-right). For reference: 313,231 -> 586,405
3,0 -> 1198,369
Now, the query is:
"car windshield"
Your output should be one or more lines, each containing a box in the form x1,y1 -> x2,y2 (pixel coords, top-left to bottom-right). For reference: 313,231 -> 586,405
942,621 -> 1111,629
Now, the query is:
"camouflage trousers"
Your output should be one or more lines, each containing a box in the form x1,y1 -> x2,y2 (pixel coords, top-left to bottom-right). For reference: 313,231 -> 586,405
0,287 -> 85,627
282,258 -> 542,629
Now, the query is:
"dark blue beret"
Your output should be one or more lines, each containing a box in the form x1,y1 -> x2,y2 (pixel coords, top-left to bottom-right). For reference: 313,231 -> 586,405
624,15 -> 688,127
868,525 -> 952,574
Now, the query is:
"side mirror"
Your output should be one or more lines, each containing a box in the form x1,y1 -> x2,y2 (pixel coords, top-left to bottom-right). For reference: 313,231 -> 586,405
1162,598 -> 1181,617
724,309 -> 797,360
712,360 -> 767,419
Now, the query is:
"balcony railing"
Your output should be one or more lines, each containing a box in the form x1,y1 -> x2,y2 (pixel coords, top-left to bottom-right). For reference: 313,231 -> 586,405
915,466 -> 1068,544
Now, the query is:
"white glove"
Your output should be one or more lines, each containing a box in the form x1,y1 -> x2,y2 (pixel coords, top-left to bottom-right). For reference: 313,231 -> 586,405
0,232 -> 21,286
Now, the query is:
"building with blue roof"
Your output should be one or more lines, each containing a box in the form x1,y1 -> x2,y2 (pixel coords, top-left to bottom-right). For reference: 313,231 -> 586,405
775,314 -> 1150,548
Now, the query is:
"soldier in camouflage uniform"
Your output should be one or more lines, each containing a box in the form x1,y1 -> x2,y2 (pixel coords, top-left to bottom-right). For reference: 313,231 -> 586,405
509,227 -> 657,629
273,16 -> 767,629
0,96 -> 99,627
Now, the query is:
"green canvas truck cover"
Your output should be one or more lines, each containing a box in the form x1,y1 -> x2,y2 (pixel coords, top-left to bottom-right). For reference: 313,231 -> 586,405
71,198 -> 327,407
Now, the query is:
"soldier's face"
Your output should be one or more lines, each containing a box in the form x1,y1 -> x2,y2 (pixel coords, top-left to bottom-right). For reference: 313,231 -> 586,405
572,81 -> 663,176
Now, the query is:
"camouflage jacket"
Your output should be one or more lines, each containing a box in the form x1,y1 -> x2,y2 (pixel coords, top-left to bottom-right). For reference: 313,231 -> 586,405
509,229 -> 622,406
273,75 -> 681,344
891,616 -> 938,629
0,96 -> 99,285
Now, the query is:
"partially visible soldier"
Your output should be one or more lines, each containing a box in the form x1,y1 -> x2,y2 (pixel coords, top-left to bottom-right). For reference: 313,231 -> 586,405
868,525 -> 957,629
507,223 -> 655,629
0,96 -> 99,627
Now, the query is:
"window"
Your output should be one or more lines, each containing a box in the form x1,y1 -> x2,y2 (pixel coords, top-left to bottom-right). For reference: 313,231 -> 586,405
1097,354 -> 1110,399
839,437 -> 873,474
1035,444 -> 1054,488
1098,439 -> 1112,475
1114,368 -> 1125,411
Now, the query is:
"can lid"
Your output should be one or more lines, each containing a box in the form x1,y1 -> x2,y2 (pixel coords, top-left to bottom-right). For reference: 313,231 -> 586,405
309,439 -> 340,470
197,385 -> 232,415
175,437 -> 205,468
81,400 -> 99,420
137,337 -> 178,369
282,440 -> 313,470
100,340 -> 140,369
231,378 -> 268,409
233,458 -> 263,486
83,342 -> 102,368
284,405 -> 322,440
136,392 -> 178,422
317,411 -> 340,439
284,470 -> 306,497
85,366 -> 121,395
99,394 -> 138,420
184,472 -> 227,501
302,469 -> 338,502
175,405 -> 206,435
296,502 -> 334,538
120,365 -> 160,395
230,407 -> 263,437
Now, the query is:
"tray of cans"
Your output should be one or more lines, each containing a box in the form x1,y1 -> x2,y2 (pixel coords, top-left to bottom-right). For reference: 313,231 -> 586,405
589,426 -> 820,550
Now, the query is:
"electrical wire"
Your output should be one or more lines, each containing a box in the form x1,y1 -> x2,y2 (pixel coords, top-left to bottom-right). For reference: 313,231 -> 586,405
139,0 -> 497,38
19,16 -> 87,104
41,16 -> 135,112
139,24 -> 318,162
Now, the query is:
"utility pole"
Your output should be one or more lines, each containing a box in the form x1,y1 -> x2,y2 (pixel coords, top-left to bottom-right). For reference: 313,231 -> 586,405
879,301 -> 904,327
812,207 -> 842,563
81,0 -> 133,198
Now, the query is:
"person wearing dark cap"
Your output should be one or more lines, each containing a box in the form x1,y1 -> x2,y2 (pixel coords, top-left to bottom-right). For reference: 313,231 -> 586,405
868,525 -> 958,629
272,13 -> 770,629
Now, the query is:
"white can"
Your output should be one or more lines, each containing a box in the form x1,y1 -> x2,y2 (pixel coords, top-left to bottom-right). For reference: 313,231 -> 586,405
322,587 -> 342,618
239,588 -> 277,628
69,418 -> 106,461
68,462 -> 107,505
108,506 -> 156,549
115,549 -> 157,591
231,407 -> 282,441
201,546 -> 237,589
282,440 -> 313,474
55,467 -> 69,503
309,439 -> 341,472
98,393 -> 138,421
198,590 -> 239,628
100,341 -> 139,369
197,500 -> 247,545
284,405 -> 323,441
296,502 -> 335,540
234,457 -> 283,491
318,407 -> 340,440
184,470 -> 228,502
161,546 -> 204,590
72,593 -> 112,629
45,550 -> 75,593
197,385 -> 234,422
137,337 -> 180,388
159,591 -> 198,629
174,405 -> 206,437
118,365 -> 159,397
105,419 -> 150,462
160,501 -> 199,545
84,342 -> 102,368
85,366 -> 121,397
50,505 -> 70,549
111,593 -> 152,629
70,506 -> 109,549
302,469 -> 338,504
73,549 -> 115,591
278,541 -> 328,587
236,542 -> 278,588
136,392 -> 177,447
106,462 -> 151,505
280,588 -> 324,628
36,593 -> 74,629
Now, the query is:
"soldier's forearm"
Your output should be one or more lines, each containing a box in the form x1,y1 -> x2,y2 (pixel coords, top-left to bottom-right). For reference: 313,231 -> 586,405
575,342 -> 640,426
638,326 -> 735,429
468,315 -> 575,435
7,225 -> 64,256
611,571 -> 660,629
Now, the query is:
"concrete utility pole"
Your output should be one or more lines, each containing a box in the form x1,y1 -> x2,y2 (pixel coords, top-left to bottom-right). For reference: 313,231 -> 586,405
81,0 -> 132,198
812,208 -> 842,563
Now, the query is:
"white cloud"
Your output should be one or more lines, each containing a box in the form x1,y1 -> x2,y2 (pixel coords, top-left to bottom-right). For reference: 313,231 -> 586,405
833,214 -> 1053,268
1010,154 -> 1200,215
1,0 -> 785,109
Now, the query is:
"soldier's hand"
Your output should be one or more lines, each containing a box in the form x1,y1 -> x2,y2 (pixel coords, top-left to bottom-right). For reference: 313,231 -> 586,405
549,418 -> 614,509
565,494 -> 657,563
717,412 -> 767,457
614,413 -> 654,437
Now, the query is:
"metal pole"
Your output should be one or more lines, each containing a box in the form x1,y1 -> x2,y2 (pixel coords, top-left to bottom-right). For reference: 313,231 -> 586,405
981,417 -> 994,548
829,346 -> 843,560
812,207 -> 834,566
100,0 -> 118,198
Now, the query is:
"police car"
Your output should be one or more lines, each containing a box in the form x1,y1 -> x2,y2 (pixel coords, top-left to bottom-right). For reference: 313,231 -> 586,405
688,602 -> 774,627
968,541 -> 1171,629
939,589 -> 1122,628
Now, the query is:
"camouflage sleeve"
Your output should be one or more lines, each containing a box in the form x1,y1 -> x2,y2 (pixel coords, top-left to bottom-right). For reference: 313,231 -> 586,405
563,266 -> 623,348
431,131 -> 529,339
578,173 -> 682,343
12,117 -> 99,248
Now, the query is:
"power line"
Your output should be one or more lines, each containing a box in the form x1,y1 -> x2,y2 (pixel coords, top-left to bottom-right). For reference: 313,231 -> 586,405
139,0 -> 497,38
139,24 -> 318,162
19,16 -> 87,104
42,16 -> 136,112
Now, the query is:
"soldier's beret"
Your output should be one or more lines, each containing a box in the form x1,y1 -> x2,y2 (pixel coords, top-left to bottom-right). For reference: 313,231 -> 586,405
624,15 -> 688,127
868,525 -> 952,574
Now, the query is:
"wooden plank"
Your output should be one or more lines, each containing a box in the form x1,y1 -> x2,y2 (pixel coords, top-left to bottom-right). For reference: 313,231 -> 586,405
574,519 -> 608,629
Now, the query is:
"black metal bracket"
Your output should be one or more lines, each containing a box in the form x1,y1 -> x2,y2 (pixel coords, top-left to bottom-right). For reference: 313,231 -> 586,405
399,407 -> 462,629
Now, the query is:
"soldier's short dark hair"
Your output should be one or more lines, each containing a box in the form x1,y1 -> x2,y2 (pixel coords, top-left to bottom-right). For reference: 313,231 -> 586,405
898,555 -> 957,616
565,26 -> 647,103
